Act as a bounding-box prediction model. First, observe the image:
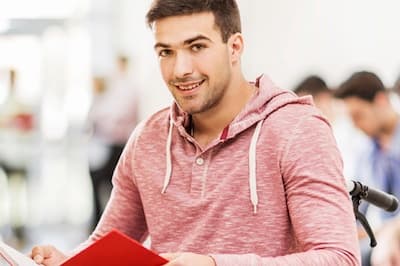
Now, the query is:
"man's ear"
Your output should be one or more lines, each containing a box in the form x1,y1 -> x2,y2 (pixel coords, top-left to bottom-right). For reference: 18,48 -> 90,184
228,33 -> 244,64
373,91 -> 389,106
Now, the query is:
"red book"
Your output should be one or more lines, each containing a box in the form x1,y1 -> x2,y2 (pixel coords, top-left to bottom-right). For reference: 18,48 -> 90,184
61,230 -> 168,266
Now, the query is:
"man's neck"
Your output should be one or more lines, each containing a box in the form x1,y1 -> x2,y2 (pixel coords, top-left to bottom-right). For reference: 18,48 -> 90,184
191,78 -> 255,148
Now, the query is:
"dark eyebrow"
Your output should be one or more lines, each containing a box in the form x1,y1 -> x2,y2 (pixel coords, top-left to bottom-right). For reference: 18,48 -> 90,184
183,35 -> 212,45
154,35 -> 212,50
154,42 -> 170,50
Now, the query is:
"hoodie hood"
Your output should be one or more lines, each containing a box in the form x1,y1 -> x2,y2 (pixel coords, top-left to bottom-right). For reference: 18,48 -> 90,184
169,74 -> 313,140
162,74 -> 314,213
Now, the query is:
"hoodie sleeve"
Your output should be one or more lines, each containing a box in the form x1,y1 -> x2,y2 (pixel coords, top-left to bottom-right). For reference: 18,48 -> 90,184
211,112 -> 361,265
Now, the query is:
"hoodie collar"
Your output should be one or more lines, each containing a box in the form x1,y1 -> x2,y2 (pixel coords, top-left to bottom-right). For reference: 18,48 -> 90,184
169,74 -> 311,140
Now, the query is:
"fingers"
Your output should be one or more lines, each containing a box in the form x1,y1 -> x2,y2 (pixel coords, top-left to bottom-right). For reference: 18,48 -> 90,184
160,253 -> 182,265
158,253 -> 215,266
160,252 -> 180,261
30,245 -> 54,264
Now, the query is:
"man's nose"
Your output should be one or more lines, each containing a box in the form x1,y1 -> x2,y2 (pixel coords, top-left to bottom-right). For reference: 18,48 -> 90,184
173,51 -> 193,78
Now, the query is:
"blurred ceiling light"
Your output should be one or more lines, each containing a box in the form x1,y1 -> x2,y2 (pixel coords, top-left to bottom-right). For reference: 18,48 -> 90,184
0,20 -> 10,33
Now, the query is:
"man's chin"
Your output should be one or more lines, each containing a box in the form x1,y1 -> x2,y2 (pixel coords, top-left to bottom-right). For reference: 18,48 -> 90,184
178,103 -> 201,115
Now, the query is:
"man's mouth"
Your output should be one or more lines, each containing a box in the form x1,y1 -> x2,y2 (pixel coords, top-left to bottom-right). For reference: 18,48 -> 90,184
174,80 -> 205,91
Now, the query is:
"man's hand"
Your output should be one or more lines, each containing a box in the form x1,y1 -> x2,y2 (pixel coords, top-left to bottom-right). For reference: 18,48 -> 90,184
29,245 -> 67,266
160,252 -> 216,266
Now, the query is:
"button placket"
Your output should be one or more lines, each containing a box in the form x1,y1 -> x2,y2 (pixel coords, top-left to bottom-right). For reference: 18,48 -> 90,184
191,154 -> 207,195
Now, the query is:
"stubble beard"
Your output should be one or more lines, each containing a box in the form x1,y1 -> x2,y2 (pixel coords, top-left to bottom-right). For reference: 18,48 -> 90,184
182,85 -> 226,115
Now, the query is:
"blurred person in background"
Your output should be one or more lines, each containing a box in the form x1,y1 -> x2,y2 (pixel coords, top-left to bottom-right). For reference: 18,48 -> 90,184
30,0 -> 360,265
335,71 -> 400,266
0,68 -> 37,248
86,55 -> 139,230
0,69 -> 35,175
293,75 -> 335,121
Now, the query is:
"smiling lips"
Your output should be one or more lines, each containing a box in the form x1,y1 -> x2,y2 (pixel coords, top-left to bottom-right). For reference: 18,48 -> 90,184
174,80 -> 205,91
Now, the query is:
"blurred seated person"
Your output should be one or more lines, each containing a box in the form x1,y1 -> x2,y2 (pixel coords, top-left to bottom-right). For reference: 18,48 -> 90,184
0,68 -> 36,247
0,69 -> 35,176
335,71 -> 400,266
293,75 -> 335,121
86,56 -> 139,230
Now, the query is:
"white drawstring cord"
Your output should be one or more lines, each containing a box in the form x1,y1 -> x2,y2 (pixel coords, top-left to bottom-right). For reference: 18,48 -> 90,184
161,118 -> 174,194
249,120 -> 263,213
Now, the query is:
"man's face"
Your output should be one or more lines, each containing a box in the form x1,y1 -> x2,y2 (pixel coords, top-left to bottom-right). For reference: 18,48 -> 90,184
344,96 -> 381,137
153,12 -> 233,115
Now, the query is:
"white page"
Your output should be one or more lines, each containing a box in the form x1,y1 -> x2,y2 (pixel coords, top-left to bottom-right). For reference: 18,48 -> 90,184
0,241 -> 37,266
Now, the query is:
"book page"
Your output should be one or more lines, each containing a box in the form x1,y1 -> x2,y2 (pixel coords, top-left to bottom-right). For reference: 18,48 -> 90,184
0,241 -> 37,266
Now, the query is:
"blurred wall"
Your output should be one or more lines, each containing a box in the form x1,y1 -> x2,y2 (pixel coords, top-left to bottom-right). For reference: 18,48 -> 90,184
239,0 -> 400,90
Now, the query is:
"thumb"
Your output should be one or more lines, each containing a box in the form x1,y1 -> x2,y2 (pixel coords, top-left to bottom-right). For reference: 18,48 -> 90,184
30,245 -> 54,263
159,252 -> 180,261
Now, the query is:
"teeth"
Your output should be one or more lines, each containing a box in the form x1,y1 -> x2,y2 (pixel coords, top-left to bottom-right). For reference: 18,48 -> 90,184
177,81 -> 202,90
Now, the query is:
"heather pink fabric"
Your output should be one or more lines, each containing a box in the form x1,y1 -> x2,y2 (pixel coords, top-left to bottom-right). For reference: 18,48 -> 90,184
82,75 -> 360,265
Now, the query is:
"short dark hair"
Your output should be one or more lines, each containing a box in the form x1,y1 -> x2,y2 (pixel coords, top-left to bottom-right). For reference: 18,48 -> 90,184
335,71 -> 385,102
146,0 -> 241,43
293,75 -> 330,96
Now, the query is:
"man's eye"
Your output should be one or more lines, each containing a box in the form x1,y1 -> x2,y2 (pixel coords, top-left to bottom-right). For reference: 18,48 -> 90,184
159,50 -> 172,57
191,44 -> 205,52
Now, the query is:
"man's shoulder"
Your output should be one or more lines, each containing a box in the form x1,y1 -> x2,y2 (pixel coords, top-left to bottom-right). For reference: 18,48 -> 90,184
144,106 -> 171,125
266,100 -> 323,125
133,106 -> 171,139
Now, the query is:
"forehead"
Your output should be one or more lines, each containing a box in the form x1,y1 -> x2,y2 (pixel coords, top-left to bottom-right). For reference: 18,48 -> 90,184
344,97 -> 372,112
153,12 -> 221,45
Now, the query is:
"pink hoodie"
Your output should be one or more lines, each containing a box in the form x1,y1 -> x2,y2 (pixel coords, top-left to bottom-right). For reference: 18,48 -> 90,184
85,75 -> 360,265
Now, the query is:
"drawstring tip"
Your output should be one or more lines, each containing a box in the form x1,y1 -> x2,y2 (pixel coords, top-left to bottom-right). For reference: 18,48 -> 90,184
253,205 -> 258,214
161,187 -> 167,194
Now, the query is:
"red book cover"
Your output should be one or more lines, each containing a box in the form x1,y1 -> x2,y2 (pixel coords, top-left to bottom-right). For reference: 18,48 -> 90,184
61,230 -> 168,266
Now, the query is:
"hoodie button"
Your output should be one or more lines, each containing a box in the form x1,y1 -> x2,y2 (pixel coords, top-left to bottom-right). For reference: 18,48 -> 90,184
196,157 -> 204,166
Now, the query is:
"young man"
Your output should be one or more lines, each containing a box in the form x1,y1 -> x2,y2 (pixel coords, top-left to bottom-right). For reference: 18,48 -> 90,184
30,1 -> 360,265
335,71 -> 400,266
